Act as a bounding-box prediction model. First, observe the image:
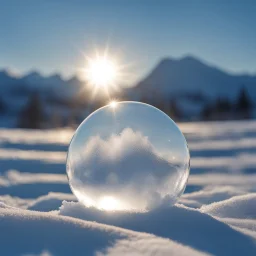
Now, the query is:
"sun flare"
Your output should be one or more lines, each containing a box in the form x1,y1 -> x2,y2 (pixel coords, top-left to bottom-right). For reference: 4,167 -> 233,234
78,48 -> 132,101
84,56 -> 119,89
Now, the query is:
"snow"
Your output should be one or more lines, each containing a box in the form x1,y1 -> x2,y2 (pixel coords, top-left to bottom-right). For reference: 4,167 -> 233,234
181,186 -> 247,206
1,120 -> 256,255
0,206 -> 208,256
59,202 -> 256,256
27,193 -> 76,212
201,193 -> 256,219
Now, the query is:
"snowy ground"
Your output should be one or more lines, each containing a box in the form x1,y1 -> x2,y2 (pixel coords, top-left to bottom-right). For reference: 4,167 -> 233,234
0,121 -> 256,255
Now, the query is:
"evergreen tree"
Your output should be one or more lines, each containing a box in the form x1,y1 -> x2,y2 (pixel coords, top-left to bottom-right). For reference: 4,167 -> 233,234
0,97 -> 5,113
169,98 -> 181,120
215,97 -> 232,119
216,97 -> 232,112
201,97 -> 232,121
236,87 -> 252,119
50,109 -> 62,128
201,103 -> 212,120
18,92 -> 45,129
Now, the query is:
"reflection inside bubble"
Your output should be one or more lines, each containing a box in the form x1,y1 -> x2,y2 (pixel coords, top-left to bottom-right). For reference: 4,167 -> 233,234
98,196 -> 121,211
67,101 -> 190,211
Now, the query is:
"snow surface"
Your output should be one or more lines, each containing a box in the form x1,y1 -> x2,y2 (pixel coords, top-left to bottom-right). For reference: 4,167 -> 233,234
1,120 -> 256,255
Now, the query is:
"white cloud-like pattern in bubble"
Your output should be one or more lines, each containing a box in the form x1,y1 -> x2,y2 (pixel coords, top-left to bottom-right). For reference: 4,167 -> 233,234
69,128 -> 188,210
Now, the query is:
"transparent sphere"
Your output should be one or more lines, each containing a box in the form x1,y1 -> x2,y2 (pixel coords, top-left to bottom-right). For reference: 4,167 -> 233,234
67,101 -> 190,211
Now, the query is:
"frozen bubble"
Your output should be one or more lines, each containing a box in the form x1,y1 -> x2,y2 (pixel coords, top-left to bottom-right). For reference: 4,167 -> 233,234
67,101 -> 190,211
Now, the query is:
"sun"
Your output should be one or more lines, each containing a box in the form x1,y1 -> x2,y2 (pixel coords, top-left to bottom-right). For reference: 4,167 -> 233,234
78,47 -> 132,101
84,55 -> 119,89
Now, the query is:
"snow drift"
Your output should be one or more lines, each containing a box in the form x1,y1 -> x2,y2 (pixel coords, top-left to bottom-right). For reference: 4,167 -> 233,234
0,205 -> 209,256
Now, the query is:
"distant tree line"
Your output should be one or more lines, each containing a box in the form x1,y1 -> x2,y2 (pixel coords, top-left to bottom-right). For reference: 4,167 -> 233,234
201,87 -> 253,121
18,92 -> 45,129
14,86 -> 254,129
17,92 -> 81,129
0,97 -> 5,113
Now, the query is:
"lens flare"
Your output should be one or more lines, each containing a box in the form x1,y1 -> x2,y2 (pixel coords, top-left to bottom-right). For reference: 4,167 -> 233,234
86,57 -> 118,88
77,46 -> 136,103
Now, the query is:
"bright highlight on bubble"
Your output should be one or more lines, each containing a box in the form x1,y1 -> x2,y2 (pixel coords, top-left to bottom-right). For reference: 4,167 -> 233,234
109,100 -> 118,108
98,196 -> 121,211
67,101 -> 190,211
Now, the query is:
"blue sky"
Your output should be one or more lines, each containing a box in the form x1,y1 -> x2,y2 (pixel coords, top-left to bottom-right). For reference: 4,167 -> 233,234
1,0 -> 256,83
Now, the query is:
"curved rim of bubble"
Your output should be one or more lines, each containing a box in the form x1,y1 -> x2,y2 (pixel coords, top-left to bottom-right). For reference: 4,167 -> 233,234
66,101 -> 190,208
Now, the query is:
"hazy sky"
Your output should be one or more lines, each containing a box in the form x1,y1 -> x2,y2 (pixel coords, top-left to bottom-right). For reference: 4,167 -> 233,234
1,0 -> 256,83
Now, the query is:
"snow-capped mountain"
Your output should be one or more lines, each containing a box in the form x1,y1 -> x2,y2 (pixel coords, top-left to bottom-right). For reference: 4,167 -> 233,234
0,69 -> 84,99
134,56 -> 256,100
0,70 -> 85,128
1,56 -> 256,127
0,69 -> 19,90
1,56 -> 256,101
22,71 -> 44,84
21,71 -> 68,92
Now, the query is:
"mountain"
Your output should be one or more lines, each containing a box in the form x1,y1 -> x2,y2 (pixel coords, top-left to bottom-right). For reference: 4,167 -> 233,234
0,70 -> 84,98
0,69 -> 19,90
0,70 -> 85,127
2,56 -> 256,101
134,56 -> 256,100
1,56 -> 256,127
21,71 -> 67,92
22,71 -> 43,83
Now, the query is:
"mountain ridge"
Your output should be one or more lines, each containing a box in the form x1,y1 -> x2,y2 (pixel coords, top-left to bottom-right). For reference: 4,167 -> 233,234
1,56 -> 256,100
134,56 -> 256,99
